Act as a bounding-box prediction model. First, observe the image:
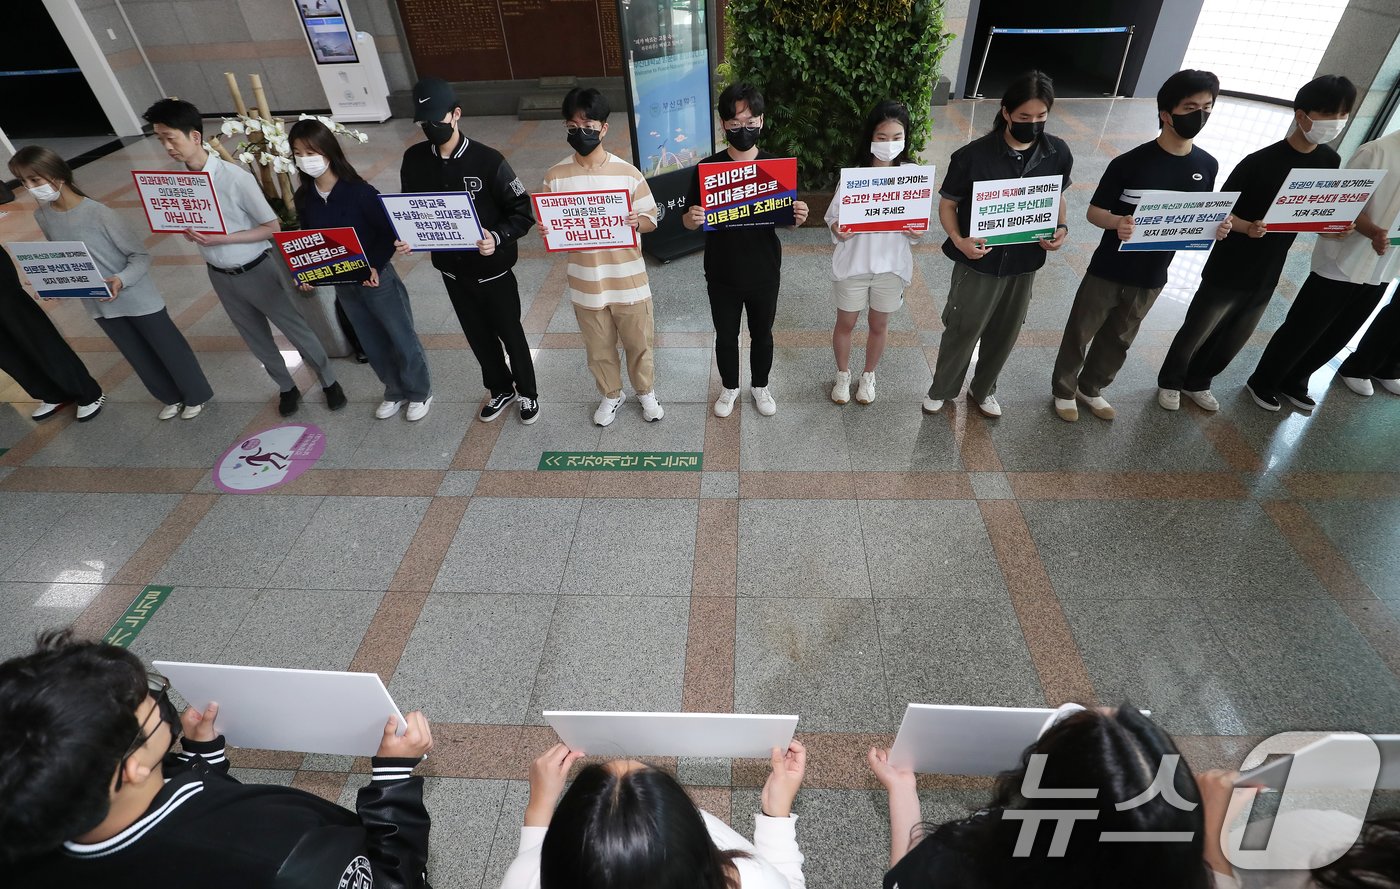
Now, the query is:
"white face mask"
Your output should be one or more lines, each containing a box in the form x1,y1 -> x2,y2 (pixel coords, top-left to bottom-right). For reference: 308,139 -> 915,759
1303,117 -> 1346,145
871,139 -> 904,162
29,182 -> 61,203
295,154 -> 330,178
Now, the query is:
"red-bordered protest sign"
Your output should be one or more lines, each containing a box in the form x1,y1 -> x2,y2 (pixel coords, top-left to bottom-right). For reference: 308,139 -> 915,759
131,170 -> 226,234
698,157 -> 797,230
1261,169 -> 1387,233
532,190 -> 639,252
273,227 -> 372,286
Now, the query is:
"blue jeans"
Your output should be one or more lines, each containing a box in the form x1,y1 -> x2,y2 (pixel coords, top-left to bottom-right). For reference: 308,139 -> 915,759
335,263 -> 431,402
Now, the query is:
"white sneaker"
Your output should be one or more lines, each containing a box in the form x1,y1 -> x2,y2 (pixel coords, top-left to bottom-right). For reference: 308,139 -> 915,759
158,403 -> 182,421
594,392 -> 625,426
1341,376 -> 1374,397
1184,389 -> 1220,411
1378,378 -> 1400,396
973,394 -> 1002,417
1157,388 -> 1181,411
713,387 -> 740,418
1054,397 -> 1079,422
31,401 -> 66,420
75,394 -> 105,422
751,385 -> 777,416
406,396 -> 433,422
855,372 -> 876,404
180,403 -> 203,420
921,397 -> 944,414
638,390 -> 664,422
1075,389 -> 1115,421
376,399 -> 405,419
831,370 -> 851,404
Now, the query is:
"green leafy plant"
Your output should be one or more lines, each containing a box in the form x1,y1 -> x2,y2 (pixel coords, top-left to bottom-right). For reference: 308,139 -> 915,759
723,0 -> 953,190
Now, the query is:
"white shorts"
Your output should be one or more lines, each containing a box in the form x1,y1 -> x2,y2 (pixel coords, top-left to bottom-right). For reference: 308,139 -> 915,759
833,272 -> 905,314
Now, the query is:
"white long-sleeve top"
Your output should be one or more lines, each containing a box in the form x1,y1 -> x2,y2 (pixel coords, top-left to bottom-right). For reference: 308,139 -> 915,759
499,810 -> 806,889
1209,809 -> 1364,889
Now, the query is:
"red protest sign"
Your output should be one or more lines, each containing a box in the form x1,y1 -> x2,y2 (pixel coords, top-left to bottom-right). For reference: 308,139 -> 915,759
131,170 -> 226,234
698,158 -> 797,230
273,227 -> 372,287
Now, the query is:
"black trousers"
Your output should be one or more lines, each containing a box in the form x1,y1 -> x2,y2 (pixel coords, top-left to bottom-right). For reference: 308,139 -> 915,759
0,284 -> 102,405
1339,293 -> 1400,381
1159,279 -> 1275,392
1248,272 -> 1388,396
442,269 -> 537,398
708,279 -> 779,389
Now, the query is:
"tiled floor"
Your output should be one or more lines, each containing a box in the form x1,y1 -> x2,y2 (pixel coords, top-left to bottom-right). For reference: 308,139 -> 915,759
3,96 -> 1399,887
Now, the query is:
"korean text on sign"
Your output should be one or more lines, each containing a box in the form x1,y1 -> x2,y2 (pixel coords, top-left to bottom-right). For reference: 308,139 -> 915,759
1261,168 -> 1387,233
969,174 -> 1062,245
533,190 -> 638,252
698,158 -> 798,230
378,191 -> 485,251
1119,190 -> 1240,252
836,165 -> 936,233
273,227 -> 372,286
6,240 -> 111,298
130,170 -> 226,234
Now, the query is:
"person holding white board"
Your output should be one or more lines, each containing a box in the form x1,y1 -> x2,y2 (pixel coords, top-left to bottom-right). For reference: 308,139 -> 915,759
501,741 -> 808,888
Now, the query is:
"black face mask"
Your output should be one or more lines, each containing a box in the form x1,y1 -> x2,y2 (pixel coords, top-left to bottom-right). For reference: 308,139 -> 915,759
726,126 -> 761,151
1007,120 -> 1044,144
567,128 -> 602,156
1169,108 -> 1209,139
421,120 -> 455,146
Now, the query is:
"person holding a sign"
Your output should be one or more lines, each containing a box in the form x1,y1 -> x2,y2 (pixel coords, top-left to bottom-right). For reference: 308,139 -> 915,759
1051,70 -> 1229,422
11,147 -> 213,421
1157,75 -> 1356,413
684,83 -> 809,419
1246,127 -> 1400,412
398,77 -> 540,425
540,88 -> 664,426
922,71 -> 1073,418
0,630 -> 435,887
288,119 -> 435,422
142,99 -> 346,418
502,741 -> 808,888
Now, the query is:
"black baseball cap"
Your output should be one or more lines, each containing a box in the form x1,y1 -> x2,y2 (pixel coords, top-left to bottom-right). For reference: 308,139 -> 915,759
412,77 -> 458,122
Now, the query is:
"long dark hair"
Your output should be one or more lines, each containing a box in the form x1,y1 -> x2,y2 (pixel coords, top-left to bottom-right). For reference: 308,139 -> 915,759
907,706 -> 1210,889
855,99 -> 913,167
287,119 -> 364,210
540,763 -> 748,889
992,70 -> 1055,134
1314,818 -> 1400,888
7,146 -> 89,198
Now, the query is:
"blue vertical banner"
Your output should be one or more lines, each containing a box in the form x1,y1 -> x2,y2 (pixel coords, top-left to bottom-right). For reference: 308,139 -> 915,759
617,0 -> 714,261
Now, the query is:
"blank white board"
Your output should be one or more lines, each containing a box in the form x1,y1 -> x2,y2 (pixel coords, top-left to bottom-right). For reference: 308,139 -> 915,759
543,711 -> 798,758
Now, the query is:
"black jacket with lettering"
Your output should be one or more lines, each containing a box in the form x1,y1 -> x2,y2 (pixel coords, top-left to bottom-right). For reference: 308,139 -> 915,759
14,737 -> 430,889
399,135 -> 534,282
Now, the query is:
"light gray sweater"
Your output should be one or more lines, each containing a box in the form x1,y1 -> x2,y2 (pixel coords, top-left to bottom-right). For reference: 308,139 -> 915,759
34,197 -> 165,319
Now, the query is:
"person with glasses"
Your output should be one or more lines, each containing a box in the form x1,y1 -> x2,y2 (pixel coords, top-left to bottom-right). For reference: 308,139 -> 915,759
1,630 -> 435,888
684,83 -> 810,419
540,87 -> 664,427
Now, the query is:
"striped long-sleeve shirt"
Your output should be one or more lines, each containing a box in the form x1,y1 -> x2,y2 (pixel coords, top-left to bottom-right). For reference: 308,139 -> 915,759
541,152 -> 658,309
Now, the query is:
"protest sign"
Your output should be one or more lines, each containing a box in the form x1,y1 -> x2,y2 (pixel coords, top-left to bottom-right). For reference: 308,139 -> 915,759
533,190 -> 639,252
544,711 -> 798,758
1261,168 -> 1387,233
7,241 -> 110,298
698,157 -> 797,230
378,191 -> 484,251
273,227 -> 372,286
969,174 -> 1063,244
1119,190 -> 1239,252
835,165 -> 936,233
131,170 -> 225,233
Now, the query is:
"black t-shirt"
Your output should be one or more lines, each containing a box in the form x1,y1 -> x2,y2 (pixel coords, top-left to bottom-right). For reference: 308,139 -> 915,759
1200,139 -> 1341,291
1086,139 -> 1220,289
686,149 -> 783,287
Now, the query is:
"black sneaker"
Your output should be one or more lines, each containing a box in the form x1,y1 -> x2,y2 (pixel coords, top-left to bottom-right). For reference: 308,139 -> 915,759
1282,388 -> 1316,411
1245,383 -> 1280,412
278,388 -> 302,416
323,381 -> 348,411
518,395 -> 540,425
479,391 -> 516,422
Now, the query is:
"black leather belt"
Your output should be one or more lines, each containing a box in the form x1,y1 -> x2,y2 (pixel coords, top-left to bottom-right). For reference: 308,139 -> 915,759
208,250 -> 270,276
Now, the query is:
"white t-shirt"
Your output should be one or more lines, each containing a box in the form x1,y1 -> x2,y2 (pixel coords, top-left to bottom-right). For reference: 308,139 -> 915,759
498,810 -> 806,889
824,163 -> 921,285
1309,130 -> 1400,286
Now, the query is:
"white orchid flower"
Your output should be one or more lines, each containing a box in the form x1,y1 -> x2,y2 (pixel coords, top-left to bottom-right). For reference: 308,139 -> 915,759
238,151 -> 255,164
245,118 -> 263,133
355,132 -> 368,143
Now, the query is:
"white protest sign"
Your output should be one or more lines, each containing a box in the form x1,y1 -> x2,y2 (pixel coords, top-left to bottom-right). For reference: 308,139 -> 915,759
544,711 -> 798,758
131,170 -> 225,233
970,174 -> 1063,245
835,164 -> 936,233
1238,733 -> 1400,791
888,703 -> 1060,774
154,661 -> 405,756
7,241 -> 110,298
378,191 -> 485,251
1119,190 -> 1239,252
532,189 -> 638,252
1261,168 -> 1387,233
